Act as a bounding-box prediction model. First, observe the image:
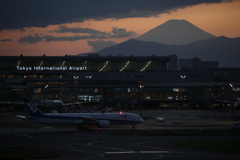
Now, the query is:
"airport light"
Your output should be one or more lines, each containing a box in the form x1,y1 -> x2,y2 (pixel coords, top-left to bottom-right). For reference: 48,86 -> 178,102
181,75 -> 186,79
120,61 -> 130,72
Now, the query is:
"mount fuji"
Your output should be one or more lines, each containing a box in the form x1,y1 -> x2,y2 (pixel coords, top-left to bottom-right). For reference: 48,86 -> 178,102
135,19 -> 216,45
78,19 -> 240,67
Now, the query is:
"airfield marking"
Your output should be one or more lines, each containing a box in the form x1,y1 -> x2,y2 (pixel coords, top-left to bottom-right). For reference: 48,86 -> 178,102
104,150 -> 170,154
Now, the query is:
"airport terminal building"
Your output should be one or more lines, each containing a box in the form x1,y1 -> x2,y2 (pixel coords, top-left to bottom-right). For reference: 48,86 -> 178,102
1,55 -> 240,110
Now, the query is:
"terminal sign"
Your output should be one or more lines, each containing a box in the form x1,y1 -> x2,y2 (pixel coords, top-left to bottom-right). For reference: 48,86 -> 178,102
16,66 -> 87,71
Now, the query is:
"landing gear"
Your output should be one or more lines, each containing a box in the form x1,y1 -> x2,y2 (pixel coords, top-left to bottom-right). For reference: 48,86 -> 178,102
77,126 -> 89,130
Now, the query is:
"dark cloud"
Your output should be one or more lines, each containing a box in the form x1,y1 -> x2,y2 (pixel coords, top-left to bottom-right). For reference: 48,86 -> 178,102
18,34 -> 43,44
49,25 -> 109,35
49,26 -> 136,38
88,40 -> 117,52
0,39 -> 11,42
18,27 -> 136,43
110,27 -> 136,38
44,35 -> 107,42
0,0 -> 233,30
18,34 -> 107,43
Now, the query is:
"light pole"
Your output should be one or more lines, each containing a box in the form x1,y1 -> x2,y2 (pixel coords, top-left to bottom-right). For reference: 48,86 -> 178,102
181,75 -> 186,108
229,83 -> 234,120
43,84 -> 48,107
139,84 -> 144,117
73,76 -> 79,101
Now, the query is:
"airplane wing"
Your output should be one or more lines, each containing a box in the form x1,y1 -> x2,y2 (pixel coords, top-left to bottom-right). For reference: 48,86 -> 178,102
217,99 -> 240,108
16,115 -> 27,120
62,101 -> 99,106
62,102 -> 79,106
77,116 -> 98,124
217,100 -> 240,103
76,116 -> 111,128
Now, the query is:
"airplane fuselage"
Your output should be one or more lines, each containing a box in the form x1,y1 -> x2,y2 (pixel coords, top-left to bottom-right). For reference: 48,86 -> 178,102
29,112 -> 143,126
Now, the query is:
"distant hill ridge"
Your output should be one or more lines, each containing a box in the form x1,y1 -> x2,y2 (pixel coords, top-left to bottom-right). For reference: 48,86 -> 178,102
79,37 -> 240,67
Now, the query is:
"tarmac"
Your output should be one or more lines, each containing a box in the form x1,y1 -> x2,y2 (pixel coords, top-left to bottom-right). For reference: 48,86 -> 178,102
0,109 -> 240,160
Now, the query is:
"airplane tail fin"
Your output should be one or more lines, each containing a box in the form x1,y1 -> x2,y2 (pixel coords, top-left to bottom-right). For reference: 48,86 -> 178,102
22,97 -> 44,117
59,87 -> 64,101
234,103 -> 238,108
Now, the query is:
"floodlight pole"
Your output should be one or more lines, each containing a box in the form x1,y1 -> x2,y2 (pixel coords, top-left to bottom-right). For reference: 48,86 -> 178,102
43,85 -> 48,107
181,75 -> 186,108
73,76 -> 79,101
139,84 -> 143,117
230,83 -> 234,120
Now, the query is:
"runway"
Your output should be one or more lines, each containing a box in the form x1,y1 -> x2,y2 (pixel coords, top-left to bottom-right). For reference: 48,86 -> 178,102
1,109 -> 240,160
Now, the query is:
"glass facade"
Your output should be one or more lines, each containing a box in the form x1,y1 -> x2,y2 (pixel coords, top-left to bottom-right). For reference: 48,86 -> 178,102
1,55 -> 240,111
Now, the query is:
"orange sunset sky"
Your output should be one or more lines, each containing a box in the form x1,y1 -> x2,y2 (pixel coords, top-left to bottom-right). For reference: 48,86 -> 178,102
0,0 -> 240,56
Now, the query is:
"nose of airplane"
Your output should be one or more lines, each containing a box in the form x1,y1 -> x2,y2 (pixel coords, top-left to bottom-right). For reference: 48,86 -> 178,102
139,117 -> 144,123
132,114 -> 144,124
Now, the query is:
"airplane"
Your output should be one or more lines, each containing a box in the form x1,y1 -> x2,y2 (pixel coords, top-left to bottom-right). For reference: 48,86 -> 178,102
39,87 -> 97,107
40,98 -> 88,106
39,92 -> 101,107
229,121 -> 240,130
17,97 -> 144,129
217,98 -> 240,108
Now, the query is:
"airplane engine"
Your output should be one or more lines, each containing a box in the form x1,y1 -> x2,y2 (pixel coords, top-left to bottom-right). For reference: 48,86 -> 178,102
98,120 -> 110,128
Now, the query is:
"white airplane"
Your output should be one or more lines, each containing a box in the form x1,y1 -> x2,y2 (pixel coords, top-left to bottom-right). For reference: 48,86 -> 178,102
17,97 -> 144,129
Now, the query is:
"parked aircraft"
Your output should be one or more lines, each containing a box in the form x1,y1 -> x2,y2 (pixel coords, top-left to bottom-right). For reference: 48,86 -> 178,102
229,121 -> 240,130
40,87 -> 97,107
17,97 -> 144,129
217,98 -> 240,108
40,99 -> 86,106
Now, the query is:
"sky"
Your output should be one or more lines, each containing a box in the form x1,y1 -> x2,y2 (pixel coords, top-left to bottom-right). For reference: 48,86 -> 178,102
0,0 -> 240,56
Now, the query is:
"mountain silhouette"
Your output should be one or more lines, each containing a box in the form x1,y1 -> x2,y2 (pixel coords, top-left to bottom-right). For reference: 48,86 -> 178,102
90,39 -> 175,56
88,37 -> 240,67
77,19 -> 239,67
135,19 -> 216,45
181,36 -> 240,67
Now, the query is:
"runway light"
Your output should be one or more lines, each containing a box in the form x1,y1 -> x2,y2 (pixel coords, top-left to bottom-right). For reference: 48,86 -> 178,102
119,111 -> 123,115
